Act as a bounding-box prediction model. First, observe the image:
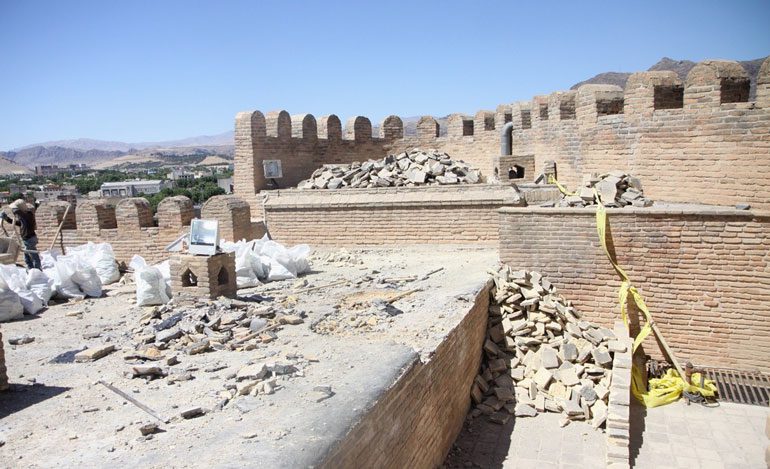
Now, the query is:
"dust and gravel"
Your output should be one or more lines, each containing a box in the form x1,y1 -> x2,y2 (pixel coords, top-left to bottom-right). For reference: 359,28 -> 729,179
0,245 -> 496,468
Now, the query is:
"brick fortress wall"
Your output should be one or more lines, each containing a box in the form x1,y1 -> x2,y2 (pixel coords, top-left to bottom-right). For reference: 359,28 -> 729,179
263,184 -> 523,246
235,57 -> 770,214
498,206 -> 770,373
34,195 -> 263,265
319,281 -> 490,468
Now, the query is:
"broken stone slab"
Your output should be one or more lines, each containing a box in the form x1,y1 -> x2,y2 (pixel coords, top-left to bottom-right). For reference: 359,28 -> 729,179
236,363 -> 268,381
532,368 -> 553,390
9,335 -> 35,345
75,344 -> 116,363
139,423 -> 161,436
514,403 -> 537,417
489,411 -> 510,425
130,365 -> 166,378
180,407 -> 205,419
540,347 -> 560,369
156,327 -> 183,343
591,347 -> 613,366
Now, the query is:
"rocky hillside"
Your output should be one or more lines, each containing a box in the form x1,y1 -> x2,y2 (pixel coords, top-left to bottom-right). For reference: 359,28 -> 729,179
0,156 -> 33,175
572,56 -> 767,99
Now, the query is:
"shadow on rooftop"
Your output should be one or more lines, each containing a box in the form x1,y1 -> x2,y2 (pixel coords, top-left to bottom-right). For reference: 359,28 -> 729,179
0,383 -> 71,419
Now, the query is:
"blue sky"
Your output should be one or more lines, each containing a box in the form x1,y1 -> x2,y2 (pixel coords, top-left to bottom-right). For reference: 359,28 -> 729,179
1,0 -> 768,150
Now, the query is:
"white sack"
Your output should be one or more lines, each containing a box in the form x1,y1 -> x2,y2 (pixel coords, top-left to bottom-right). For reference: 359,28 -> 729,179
0,264 -> 44,314
27,268 -> 54,305
130,255 -> 170,306
0,276 -> 23,322
67,242 -> 120,285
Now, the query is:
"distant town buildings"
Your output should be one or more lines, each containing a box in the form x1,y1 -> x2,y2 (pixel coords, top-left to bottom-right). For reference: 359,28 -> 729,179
35,163 -> 89,176
100,180 -> 172,198
169,168 -> 195,182
217,176 -> 233,194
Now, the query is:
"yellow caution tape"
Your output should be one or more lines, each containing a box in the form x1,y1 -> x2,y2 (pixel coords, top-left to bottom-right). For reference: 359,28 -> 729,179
549,178 -> 717,407
547,175 -> 577,197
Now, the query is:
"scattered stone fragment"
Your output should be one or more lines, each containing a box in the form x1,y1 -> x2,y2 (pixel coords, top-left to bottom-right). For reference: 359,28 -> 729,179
139,423 -> 160,436
180,407 -> 205,419
75,344 -> 116,363
8,335 -> 34,345
514,403 -> 537,417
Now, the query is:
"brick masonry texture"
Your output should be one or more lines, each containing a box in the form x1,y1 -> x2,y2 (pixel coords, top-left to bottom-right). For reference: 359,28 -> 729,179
170,252 -> 237,299
498,206 -> 770,373
264,185 -> 522,246
0,330 -> 8,391
607,321 -> 633,467
34,195 -> 261,265
319,281 -> 490,468
236,57 -> 770,213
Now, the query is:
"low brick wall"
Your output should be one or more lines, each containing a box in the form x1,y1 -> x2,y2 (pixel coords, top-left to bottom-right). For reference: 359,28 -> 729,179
607,321 -> 632,467
264,184 -> 523,246
319,281 -> 490,468
499,205 -> 770,373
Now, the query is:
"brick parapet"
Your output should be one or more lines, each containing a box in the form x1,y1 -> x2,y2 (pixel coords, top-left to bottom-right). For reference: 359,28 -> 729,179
263,185 -> 523,246
319,280 -> 490,468
498,206 -> 770,372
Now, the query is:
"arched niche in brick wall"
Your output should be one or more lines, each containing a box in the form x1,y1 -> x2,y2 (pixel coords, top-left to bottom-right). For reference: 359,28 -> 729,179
291,113 -> 318,145
157,196 -> 194,230
417,116 -> 440,139
76,199 -> 117,232
200,195 -> 253,242
116,198 -> 154,230
686,60 -> 750,104
380,115 -> 403,140
265,110 -> 292,140
318,115 -> 342,142
344,116 -> 372,142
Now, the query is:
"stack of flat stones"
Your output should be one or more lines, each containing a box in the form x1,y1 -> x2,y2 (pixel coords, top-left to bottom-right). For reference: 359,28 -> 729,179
297,149 -> 481,189
560,171 -> 653,208
470,266 -> 626,429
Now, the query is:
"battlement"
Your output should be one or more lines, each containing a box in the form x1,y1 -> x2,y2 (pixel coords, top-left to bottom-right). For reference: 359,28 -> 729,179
235,56 -> 770,211
36,194 -> 263,264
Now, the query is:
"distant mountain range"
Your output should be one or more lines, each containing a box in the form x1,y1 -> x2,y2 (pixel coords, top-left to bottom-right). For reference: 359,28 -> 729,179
3,55 -> 766,173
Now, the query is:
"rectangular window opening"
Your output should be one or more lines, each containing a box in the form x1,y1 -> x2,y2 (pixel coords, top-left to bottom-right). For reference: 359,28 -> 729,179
720,78 -> 750,104
539,103 -> 549,120
560,99 -> 576,120
462,120 -> 474,136
521,110 -> 531,129
597,98 -> 624,116
653,85 -> 684,110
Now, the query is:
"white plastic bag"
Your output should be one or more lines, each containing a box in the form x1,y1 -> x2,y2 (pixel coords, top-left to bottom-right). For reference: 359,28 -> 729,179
130,255 -> 170,306
67,242 -> 120,285
0,264 -> 44,314
53,257 -> 86,299
221,240 -> 262,288
27,268 -> 54,305
0,276 -> 23,322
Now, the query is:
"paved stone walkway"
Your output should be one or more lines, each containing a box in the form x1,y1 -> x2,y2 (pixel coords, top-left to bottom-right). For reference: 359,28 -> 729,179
443,412 -> 606,468
631,399 -> 768,469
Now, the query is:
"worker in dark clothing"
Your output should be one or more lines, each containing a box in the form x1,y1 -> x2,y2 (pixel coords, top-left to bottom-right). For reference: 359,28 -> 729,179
2,199 -> 42,270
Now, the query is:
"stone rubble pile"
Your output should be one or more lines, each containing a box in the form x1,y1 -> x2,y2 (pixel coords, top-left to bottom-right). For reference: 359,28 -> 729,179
128,298 -> 306,359
297,149 -> 482,189
559,171 -> 653,208
471,266 -> 624,429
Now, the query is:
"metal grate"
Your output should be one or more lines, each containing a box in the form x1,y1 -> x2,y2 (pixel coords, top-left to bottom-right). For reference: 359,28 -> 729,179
700,367 -> 770,406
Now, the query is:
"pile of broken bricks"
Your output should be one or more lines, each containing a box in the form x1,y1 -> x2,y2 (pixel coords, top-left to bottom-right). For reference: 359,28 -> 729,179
297,148 -> 482,189
127,298 -> 305,358
557,171 -> 653,208
470,266 -> 627,429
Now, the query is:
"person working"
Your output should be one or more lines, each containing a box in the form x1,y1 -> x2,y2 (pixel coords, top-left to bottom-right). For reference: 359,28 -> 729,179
1,199 -> 42,270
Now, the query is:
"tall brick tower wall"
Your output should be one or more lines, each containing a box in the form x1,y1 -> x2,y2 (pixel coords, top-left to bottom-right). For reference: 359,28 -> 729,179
235,57 -> 770,213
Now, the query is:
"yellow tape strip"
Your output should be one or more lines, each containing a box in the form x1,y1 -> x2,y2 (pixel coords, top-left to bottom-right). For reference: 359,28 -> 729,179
550,178 -> 715,407
547,175 -> 577,196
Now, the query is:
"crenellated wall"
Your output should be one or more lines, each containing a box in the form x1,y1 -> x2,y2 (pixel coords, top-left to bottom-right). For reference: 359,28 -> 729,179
505,58 -> 770,209
235,56 -> 770,214
35,195 -> 263,265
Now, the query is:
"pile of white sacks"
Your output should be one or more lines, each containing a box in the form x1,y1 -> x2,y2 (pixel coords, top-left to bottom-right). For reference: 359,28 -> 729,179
129,235 -> 311,307
0,242 -> 119,322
